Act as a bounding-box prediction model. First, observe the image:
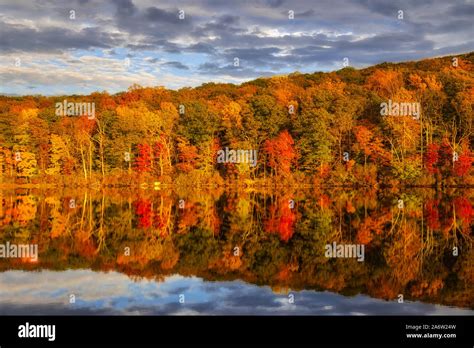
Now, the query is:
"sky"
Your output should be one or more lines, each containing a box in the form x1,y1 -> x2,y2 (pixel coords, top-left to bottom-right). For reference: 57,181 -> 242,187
0,0 -> 473,95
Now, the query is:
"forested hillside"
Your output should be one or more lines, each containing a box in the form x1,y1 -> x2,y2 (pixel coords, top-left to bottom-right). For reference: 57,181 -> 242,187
0,52 -> 473,187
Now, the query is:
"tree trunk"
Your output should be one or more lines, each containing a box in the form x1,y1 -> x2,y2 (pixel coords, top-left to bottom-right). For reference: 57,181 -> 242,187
80,144 -> 88,179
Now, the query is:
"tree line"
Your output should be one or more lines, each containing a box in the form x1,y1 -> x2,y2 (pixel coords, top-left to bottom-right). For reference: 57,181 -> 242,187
0,52 -> 472,187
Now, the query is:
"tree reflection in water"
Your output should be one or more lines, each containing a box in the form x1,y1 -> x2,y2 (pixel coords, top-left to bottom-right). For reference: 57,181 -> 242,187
0,187 -> 472,312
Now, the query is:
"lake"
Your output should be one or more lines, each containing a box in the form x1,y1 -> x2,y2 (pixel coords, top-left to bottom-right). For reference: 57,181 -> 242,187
0,187 -> 472,315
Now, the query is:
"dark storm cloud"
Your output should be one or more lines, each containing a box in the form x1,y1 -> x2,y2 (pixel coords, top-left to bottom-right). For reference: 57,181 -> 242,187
114,0 -> 137,17
265,0 -> 285,8
0,20 -> 120,53
145,7 -> 181,23
296,9 -> 315,17
126,39 -> 182,53
113,1 -> 193,40
344,32 -> 434,53
191,14 -> 245,39
280,9 -> 315,17
447,2 -> 474,17
185,43 -> 217,54
357,0 -> 409,16
428,19 -> 474,34
285,31 -> 437,67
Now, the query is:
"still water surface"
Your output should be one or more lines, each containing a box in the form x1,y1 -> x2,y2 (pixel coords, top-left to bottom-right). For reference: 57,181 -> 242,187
0,188 -> 472,315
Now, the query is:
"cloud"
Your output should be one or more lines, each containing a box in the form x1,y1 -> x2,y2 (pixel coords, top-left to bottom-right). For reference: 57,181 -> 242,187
0,0 -> 473,94
0,20 -> 121,53
162,61 -> 189,70
0,270 -> 472,315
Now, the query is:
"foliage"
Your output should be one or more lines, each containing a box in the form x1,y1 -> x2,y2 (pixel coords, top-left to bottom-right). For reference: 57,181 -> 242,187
0,52 -> 472,186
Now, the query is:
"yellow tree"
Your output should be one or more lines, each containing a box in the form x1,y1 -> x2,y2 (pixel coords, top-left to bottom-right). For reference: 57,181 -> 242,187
46,134 -> 69,175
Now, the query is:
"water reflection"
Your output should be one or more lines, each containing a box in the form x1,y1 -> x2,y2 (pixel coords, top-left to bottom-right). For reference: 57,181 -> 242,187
0,188 -> 472,314
0,270 -> 472,315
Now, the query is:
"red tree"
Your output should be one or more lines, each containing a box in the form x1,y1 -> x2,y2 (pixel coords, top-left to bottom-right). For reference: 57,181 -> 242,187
425,139 -> 472,178
425,143 -> 440,174
264,197 -> 296,242
454,197 -> 473,228
134,199 -> 152,228
425,199 -> 441,230
453,147 -> 473,177
263,130 -> 297,176
134,143 -> 152,173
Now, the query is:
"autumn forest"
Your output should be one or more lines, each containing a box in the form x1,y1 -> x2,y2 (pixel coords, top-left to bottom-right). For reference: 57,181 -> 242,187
1,52 -> 473,314
0,53 -> 473,188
